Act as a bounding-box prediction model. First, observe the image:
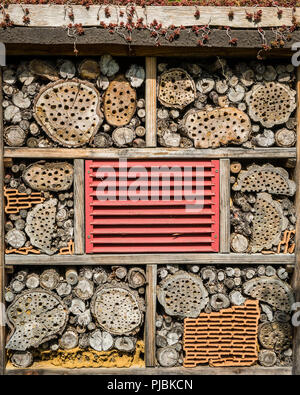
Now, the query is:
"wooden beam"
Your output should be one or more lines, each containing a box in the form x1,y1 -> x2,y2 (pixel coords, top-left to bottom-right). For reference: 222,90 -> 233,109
145,265 -> 157,367
145,57 -> 157,148
4,147 -> 296,160
5,366 -> 292,376
1,28 -> 300,54
0,68 -> 5,376
74,159 -> 85,255
219,159 -> 230,253
5,253 -> 295,266
0,5 -> 294,29
292,66 -> 300,376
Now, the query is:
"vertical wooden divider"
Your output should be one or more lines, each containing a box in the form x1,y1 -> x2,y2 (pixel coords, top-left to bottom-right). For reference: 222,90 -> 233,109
219,159 -> 230,253
145,264 -> 157,367
293,66 -> 300,375
74,159 -> 85,255
145,57 -> 157,148
0,69 -> 5,375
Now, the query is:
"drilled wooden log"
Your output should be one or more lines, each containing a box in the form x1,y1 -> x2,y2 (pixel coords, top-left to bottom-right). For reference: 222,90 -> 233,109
93,268 -> 108,285
74,277 -> 94,300
258,350 -> 277,367
275,128 -> 296,148
70,298 -> 86,315
11,351 -> 33,368
114,336 -> 136,352
200,267 -> 216,283
56,282 -> 72,297
59,329 -> 79,350
40,269 -> 60,291
157,346 -> 179,367
77,309 -> 92,327
112,127 -> 135,147
230,233 -> 249,253
210,293 -> 230,311
5,229 -> 26,249
89,329 -> 114,352
92,132 -> 113,148
128,268 -> 146,289
4,125 -> 26,147
65,268 -> 78,286
25,273 -> 40,289
113,266 -> 127,280
29,59 -> 59,81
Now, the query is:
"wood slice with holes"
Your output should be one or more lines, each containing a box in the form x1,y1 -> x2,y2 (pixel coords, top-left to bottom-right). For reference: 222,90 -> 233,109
34,79 -> 103,147
6,288 -> 68,351
22,161 -> 73,192
182,107 -> 251,148
250,193 -> 288,253
104,75 -> 137,127
25,198 -> 58,255
158,68 -> 196,109
157,271 -> 208,318
245,82 -> 296,128
91,281 -> 145,336
243,276 -> 294,313
258,321 -> 292,352
232,164 -> 296,196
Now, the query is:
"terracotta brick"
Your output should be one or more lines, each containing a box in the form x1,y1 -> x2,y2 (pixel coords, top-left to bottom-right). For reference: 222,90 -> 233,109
183,299 -> 260,368
4,187 -> 45,214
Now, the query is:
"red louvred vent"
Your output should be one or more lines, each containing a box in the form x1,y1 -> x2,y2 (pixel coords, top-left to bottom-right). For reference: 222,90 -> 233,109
85,159 -> 219,253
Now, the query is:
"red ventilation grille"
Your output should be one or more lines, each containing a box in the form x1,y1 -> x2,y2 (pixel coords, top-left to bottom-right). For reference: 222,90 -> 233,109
85,159 -> 219,253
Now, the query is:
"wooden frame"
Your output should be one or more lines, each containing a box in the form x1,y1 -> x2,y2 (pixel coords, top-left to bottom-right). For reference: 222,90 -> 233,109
0,39 -> 299,375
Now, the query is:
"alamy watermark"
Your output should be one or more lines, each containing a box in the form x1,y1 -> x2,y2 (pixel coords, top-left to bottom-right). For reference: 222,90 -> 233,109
94,159 -> 208,213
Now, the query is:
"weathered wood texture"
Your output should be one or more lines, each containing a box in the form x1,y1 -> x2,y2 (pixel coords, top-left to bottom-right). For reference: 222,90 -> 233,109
0,69 -> 5,376
292,66 -> 300,376
1,29 -> 300,55
4,147 -> 296,160
145,265 -> 157,367
220,159 -> 230,253
5,366 -> 292,375
0,5 -> 295,28
74,160 -> 85,255
145,58 -> 157,148
5,253 -> 296,266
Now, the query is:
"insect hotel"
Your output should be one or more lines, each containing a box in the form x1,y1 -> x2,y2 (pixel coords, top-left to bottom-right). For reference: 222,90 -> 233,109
0,0 -> 300,376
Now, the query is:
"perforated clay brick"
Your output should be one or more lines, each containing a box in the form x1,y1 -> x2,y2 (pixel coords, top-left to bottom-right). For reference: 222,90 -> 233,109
183,299 -> 260,367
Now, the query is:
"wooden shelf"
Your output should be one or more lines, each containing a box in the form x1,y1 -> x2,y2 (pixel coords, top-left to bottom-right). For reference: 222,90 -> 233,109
5,366 -> 292,375
5,253 -> 296,266
4,147 -> 296,160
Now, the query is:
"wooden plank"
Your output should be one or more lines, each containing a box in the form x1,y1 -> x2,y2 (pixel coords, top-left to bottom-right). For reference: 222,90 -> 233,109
4,147 -> 296,160
5,366 -> 292,376
145,57 -> 157,148
74,159 -> 85,255
5,253 -> 296,266
292,66 -> 300,376
0,68 -> 5,376
145,265 -> 157,367
219,159 -> 230,253
0,5 -> 293,28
